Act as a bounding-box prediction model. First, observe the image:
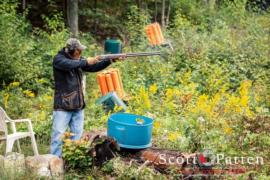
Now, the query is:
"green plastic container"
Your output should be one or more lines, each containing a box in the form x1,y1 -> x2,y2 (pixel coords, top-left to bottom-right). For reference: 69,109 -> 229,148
104,39 -> 122,54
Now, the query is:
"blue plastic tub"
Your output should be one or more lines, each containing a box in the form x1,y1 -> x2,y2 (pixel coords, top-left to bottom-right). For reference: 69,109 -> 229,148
107,113 -> 153,149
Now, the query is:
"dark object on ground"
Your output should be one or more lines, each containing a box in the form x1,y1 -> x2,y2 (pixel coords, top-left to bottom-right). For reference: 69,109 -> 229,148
83,130 -> 246,178
93,137 -> 118,166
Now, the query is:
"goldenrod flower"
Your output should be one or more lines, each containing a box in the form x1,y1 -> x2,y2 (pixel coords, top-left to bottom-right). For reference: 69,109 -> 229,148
165,88 -> 174,101
153,121 -> 161,129
240,95 -> 249,107
149,84 -> 158,94
44,95 -> 53,101
168,132 -> 181,141
3,93 -> 9,108
9,81 -> 20,88
223,122 -> 233,135
139,87 -> 151,109
23,90 -> 35,98
37,78 -> 47,84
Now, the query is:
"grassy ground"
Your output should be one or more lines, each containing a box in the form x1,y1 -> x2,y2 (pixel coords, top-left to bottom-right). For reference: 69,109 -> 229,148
0,139 -> 50,156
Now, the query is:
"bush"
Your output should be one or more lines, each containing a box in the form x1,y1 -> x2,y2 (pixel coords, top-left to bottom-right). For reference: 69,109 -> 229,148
62,132 -> 92,170
0,1 -> 40,88
0,0 -> 269,178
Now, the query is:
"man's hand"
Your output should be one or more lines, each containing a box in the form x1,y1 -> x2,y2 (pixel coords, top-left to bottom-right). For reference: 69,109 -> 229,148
87,56 -> 100,65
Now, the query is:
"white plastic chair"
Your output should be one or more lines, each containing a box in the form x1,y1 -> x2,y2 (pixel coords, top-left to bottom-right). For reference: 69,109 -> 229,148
0,106 -> 39,155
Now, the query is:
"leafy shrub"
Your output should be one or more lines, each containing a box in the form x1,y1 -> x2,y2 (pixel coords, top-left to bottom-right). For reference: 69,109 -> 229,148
0,0 -> 269,178
62,132 -> 92,170
0,1 -> 40,88
124,5 -> 150,48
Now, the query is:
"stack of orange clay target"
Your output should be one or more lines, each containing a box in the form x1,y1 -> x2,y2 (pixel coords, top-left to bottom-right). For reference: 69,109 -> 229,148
145,22 -> 165,46
96,68 -> 125,98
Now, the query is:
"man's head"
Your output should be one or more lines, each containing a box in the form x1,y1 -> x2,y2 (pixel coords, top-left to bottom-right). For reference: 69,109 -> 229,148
65,38 -> 87,59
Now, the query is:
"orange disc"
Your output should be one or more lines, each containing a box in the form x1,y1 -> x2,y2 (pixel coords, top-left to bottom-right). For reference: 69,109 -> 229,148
145,24 -> 156,45
154,23 -> 164,44
97,73 -> 108,95
152,23 -> 163,45
111,71 -> 122,98
105,73 -> 114,92
114,69 -> 125,97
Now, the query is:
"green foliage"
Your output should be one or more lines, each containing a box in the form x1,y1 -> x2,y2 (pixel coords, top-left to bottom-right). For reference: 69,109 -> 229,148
62,132 -> 92,170
0,1 -> 39,87
0,81 -> 53,142
125,5 -> 150,48
0,0 -> 269,178
101,157 -> 166,180
0,1 -> 69,92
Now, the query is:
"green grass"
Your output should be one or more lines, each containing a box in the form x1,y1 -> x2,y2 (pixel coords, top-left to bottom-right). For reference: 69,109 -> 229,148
0,139 -> 50,156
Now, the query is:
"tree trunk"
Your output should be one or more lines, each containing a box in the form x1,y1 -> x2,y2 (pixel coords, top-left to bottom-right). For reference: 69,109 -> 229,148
63,0 -> 67,24
136,0 -> 142,9
209,0 -> 216,11
154,0 -> 158,22
94,0 -> 98,33
165,0 -> 170,27
161,0 -> 166,27
21,0 -> 26,15
22,0 -> 26,10
203,0 -> 208,7
67,0 -> 79,37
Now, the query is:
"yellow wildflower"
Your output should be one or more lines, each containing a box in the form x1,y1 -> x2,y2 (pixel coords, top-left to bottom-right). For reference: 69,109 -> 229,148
153,121 -> 161,129
139,87 -> 151,109
74,140 -> 81,146
223,122 -> 233,135
208,93 -> 221,117
240,95 -> 249,107
220,84 -> 229,93
3,93 -> 9,108
198,94 -> 208,103
255,94 -> 261,102
64,139 -> 72,143
167,101 -> 175,111
9,81 -> 20,88
224,96 -> 241,113
168,132 -> 181,141
153,121 -> 161,135
63,132 -> 75,138
37,78 -> 47,84
180,70 -> 192,85
44,95 -> 53,101
38,111 -> 46,121
165,88 -> 174,101
23,90 -> 35,98
211,93 -> 221,107
239,80 -> 252,97
244,108 -> 254,118
114,105 -> 123,112
149,84 -> 158,95
239,80 -> 252,108
196,94 -> 210,114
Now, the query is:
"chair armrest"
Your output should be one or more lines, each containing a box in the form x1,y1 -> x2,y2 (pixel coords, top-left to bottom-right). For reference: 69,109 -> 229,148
11,119 -> 31,123
10,119 -> 35,133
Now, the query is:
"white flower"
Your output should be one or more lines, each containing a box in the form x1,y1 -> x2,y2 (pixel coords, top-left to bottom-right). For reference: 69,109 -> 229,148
198,116 -> 205,123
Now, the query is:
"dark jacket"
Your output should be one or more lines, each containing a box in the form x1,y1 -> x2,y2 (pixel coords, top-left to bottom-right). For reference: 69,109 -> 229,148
53,48 -> 111,111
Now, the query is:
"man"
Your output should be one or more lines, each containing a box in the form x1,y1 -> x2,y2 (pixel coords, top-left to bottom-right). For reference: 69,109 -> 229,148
51,38 -> 122,157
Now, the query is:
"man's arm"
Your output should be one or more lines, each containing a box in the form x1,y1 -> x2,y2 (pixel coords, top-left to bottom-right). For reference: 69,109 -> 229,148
53,54 -> 88,71
81,58 -> 112,72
